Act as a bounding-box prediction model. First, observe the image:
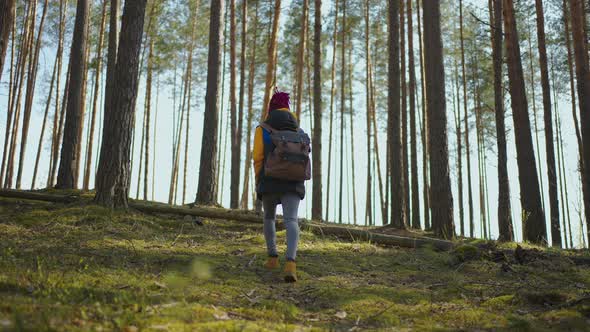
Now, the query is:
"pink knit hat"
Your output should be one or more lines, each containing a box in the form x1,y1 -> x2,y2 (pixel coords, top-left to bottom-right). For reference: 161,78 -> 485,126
268,88 -> 290,113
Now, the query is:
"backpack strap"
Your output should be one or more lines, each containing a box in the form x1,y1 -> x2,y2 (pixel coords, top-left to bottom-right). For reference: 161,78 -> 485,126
259,122 -> 275,134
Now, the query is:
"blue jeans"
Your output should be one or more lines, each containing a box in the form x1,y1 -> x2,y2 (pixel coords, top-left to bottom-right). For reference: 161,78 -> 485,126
262,192 -> 301,261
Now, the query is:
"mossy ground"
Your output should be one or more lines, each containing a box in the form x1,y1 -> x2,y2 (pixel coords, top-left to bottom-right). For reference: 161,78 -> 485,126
0,196 -> 589,331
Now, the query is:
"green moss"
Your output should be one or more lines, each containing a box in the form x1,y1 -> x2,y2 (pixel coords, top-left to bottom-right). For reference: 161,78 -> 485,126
482,295 -> 516,310
452,244 -> 480,262
1,195 -> 589,331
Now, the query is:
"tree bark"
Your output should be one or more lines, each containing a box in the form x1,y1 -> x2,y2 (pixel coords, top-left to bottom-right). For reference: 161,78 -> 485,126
236,0 -> 247,208
196,0 -> 225,205
74,17 -> 92,189
241,0 -> 258,210
229,0 -> 240,209
459,0 -> 474,238
83,0 -> 108,191
294,0 -> 309,120
388,0 -> 403,228
407,0 -> 420,230
259,0 -> 281,121
16,0 -> 48,189
571,0 -> 590,243
453,59 -> 463,236
533,0 -> 560,246
311,0 -> 323,221
143,40 -> 154,200
32,38 -> 59,189
6,0 -> 37,189
0,2 -> 17,189
0,0 -> 16,83
325,0 -> 339,222
364,0 -> 372,226
423,0 -> 454,239
338,0 -> 346,224
49,60 -> 71,187
94,0 -> 148,208
416,0 -> 429,230
99,0 -> 119,173
400,0 -> 410,228
503,0 -> 547,245
491,0 -> 513,242
526,24 -> 546,218
56,0 -> 90,189
3,1 -> 34,188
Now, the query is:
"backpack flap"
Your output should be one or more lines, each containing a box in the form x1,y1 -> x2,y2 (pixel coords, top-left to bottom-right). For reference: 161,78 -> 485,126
260,123 -> 311,181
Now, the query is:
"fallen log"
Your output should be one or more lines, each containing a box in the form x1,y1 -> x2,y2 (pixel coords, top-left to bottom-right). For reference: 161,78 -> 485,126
0,189 -> 79,203
0,189 -> 454,251
129,201 -> 263,224
300,222 -> 454,251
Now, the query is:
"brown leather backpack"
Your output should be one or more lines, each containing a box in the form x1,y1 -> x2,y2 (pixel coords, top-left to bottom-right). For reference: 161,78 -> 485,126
259,122 -> 311,181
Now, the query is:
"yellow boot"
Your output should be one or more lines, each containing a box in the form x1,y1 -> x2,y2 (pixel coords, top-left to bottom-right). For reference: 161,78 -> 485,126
264,256 -> 279,270
284,261 -> 297,283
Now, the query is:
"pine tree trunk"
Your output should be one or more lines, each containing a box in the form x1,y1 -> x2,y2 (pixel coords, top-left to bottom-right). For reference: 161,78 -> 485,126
3,0 -> 30,187
311,0 -> 323,220
453,59 -> 464,236
423,0 -> 454,239
570,0 -> 590,243
533,0 -> 560,246
215,11 -> 228,202
170,62 -> 189,204
503,0 -> 547,245
491,0 -> 513,241
32,38 -> 59,189
196,0 -> 225,205
136,100 -> 147,199
0,0 -> 16,83
0,3 -> 16,189
83,0 -> 107,191
325,0 -> 339,222
563,0 -> 584,174
99,0 -> 118,170
294,0 -> 309,120
556,101 -> 575,248
526,23 -> 546,216
241,0 -> 258,210
364,0 -> 372,226
347,42 -> 357,224
37,0 -> 66,189
94,0 -> 148,208
260,0 -> 281,121
338,0 -> 346,224
458,0 -> 474,238
388,0 -> 403,228
229,0 -> 240,209
151,76 -> 160,200
56,0 -> 90,189
49,61 -> 70,187
416,0 -> 430,229
75,17 -> 92,189
144,40 -> 154,201
400,0 -> 409,228
474,65 -> 487,238
182,69 -> 192,205
237,0 -> 247,208
47,0 -> 69,188
407,0 -> 420,230
5,0 -> 37,189
16,0 -> 48,189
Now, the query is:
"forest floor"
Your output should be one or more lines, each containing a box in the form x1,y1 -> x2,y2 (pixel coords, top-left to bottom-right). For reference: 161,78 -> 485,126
1,195 -> 590,331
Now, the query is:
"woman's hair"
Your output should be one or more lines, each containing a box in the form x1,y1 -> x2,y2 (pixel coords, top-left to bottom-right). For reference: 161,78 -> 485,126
268,88 -> 290,113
